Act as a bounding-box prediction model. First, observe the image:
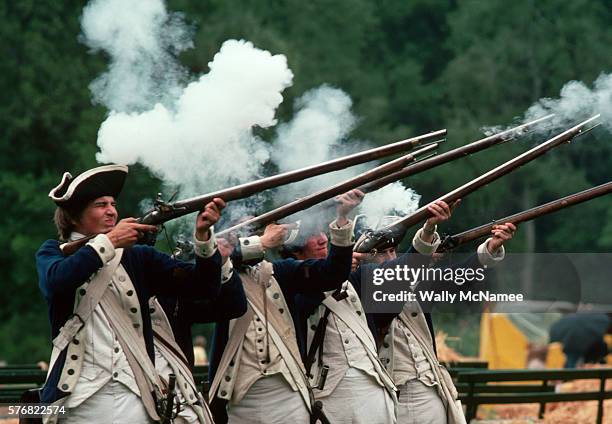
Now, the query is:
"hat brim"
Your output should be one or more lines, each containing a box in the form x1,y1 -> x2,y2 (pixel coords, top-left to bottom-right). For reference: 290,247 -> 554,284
49,164 -> 128,210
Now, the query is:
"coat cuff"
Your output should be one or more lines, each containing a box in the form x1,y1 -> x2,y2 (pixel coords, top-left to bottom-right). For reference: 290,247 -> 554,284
221,259 -> 234,284
412,226 -> 441,255
329,219 -> 353,247
239,235 -> 265,262
87,234 -> 116,263
193,226 -> 217,258
477,238 -> 505,267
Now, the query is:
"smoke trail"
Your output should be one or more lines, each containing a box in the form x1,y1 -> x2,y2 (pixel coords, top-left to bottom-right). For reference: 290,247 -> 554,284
272,85 -> 360,204
272,85 -> 421,232
482,73 -> 612,136
81,0 -> 192,112
525,73 -> 612,132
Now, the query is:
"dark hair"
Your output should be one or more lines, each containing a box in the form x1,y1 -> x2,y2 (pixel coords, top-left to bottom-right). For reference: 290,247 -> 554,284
53,206 -> 81,241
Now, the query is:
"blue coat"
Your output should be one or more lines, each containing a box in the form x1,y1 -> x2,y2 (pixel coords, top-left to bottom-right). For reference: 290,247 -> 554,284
156,269 -> 248,368
36,239 -> 223,404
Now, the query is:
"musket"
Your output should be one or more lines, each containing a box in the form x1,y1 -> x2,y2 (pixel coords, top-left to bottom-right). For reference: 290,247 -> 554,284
216,143 -> 439,237
159,373 -> 176,424
358,114 -> 555,195
60,129 -> 445,255
437,181 -> 612,252
354,115 -> 601,253
217,115 -> 554,238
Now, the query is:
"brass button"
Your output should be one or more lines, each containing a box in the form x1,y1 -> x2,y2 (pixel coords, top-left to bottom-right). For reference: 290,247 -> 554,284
130,308 -> 138,313
411,312 -> 418,317
221,390 -> 227,396
225,376 -> 231,382
115,347 -> 120,353
61,384 -> 69,391
67,369 -> 74,375
126,290 -> 134,296
149,308 -> 155,314
79,289 -> 86,296
99,247 -> 105,253
73,339 -> 80,345
118,275 -> 126,282
70,355 -> 78,360
273,293 -> 280,299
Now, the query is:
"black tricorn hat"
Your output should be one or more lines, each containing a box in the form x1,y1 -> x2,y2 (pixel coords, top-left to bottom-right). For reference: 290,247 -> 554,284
49,164 -> 128,210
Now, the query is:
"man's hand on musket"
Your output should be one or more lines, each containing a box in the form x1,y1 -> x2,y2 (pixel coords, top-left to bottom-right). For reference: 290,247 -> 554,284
487,222 -> 517,254
422,199 -> 460,243
107,218 -> 158,249
196,198 -> 226,241
260,223 -> 289,250
351,252 -> 368,272
335,189 -> 365,226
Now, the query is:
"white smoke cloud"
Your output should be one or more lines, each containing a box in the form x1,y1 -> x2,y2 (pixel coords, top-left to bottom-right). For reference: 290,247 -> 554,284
525,73 -> 611,132
81,0 -> 192,112
272,85 -> 362,205
93,38 -> 293,199
273,85 -> 357,171
272,85 -> 421,228
481,74 -> 612,138
81,0 -> 294,214
358,182 -> 421,227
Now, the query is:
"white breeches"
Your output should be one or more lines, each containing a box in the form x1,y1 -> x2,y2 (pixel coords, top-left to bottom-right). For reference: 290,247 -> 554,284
60,380 -> 152,424
227,374 -> 309,424
317,367 -> 396,423
397,379 -> 447,424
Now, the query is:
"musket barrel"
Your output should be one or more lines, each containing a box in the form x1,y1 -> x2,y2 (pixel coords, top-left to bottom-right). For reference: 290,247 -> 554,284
216,143 -> 438,237
354,115 -> 600,253
359,114 -> 555,194
438,181 -> 612,252
141,129 -> 446,225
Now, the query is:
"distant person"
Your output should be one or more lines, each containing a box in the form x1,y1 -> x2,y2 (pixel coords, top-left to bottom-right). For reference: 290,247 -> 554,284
194,336 -> 209,366
549,313 -> 612,368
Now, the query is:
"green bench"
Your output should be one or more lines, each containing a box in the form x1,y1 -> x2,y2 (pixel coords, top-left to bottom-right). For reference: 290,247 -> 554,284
0,368 -> 47,403
457,368 -> 612,424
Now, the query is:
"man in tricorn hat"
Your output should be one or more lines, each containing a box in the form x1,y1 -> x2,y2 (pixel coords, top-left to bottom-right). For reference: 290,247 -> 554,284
36,164 -> 226,423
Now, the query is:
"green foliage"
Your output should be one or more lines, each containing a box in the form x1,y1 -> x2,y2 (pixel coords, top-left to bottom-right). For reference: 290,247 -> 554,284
1,0 -> 611,361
